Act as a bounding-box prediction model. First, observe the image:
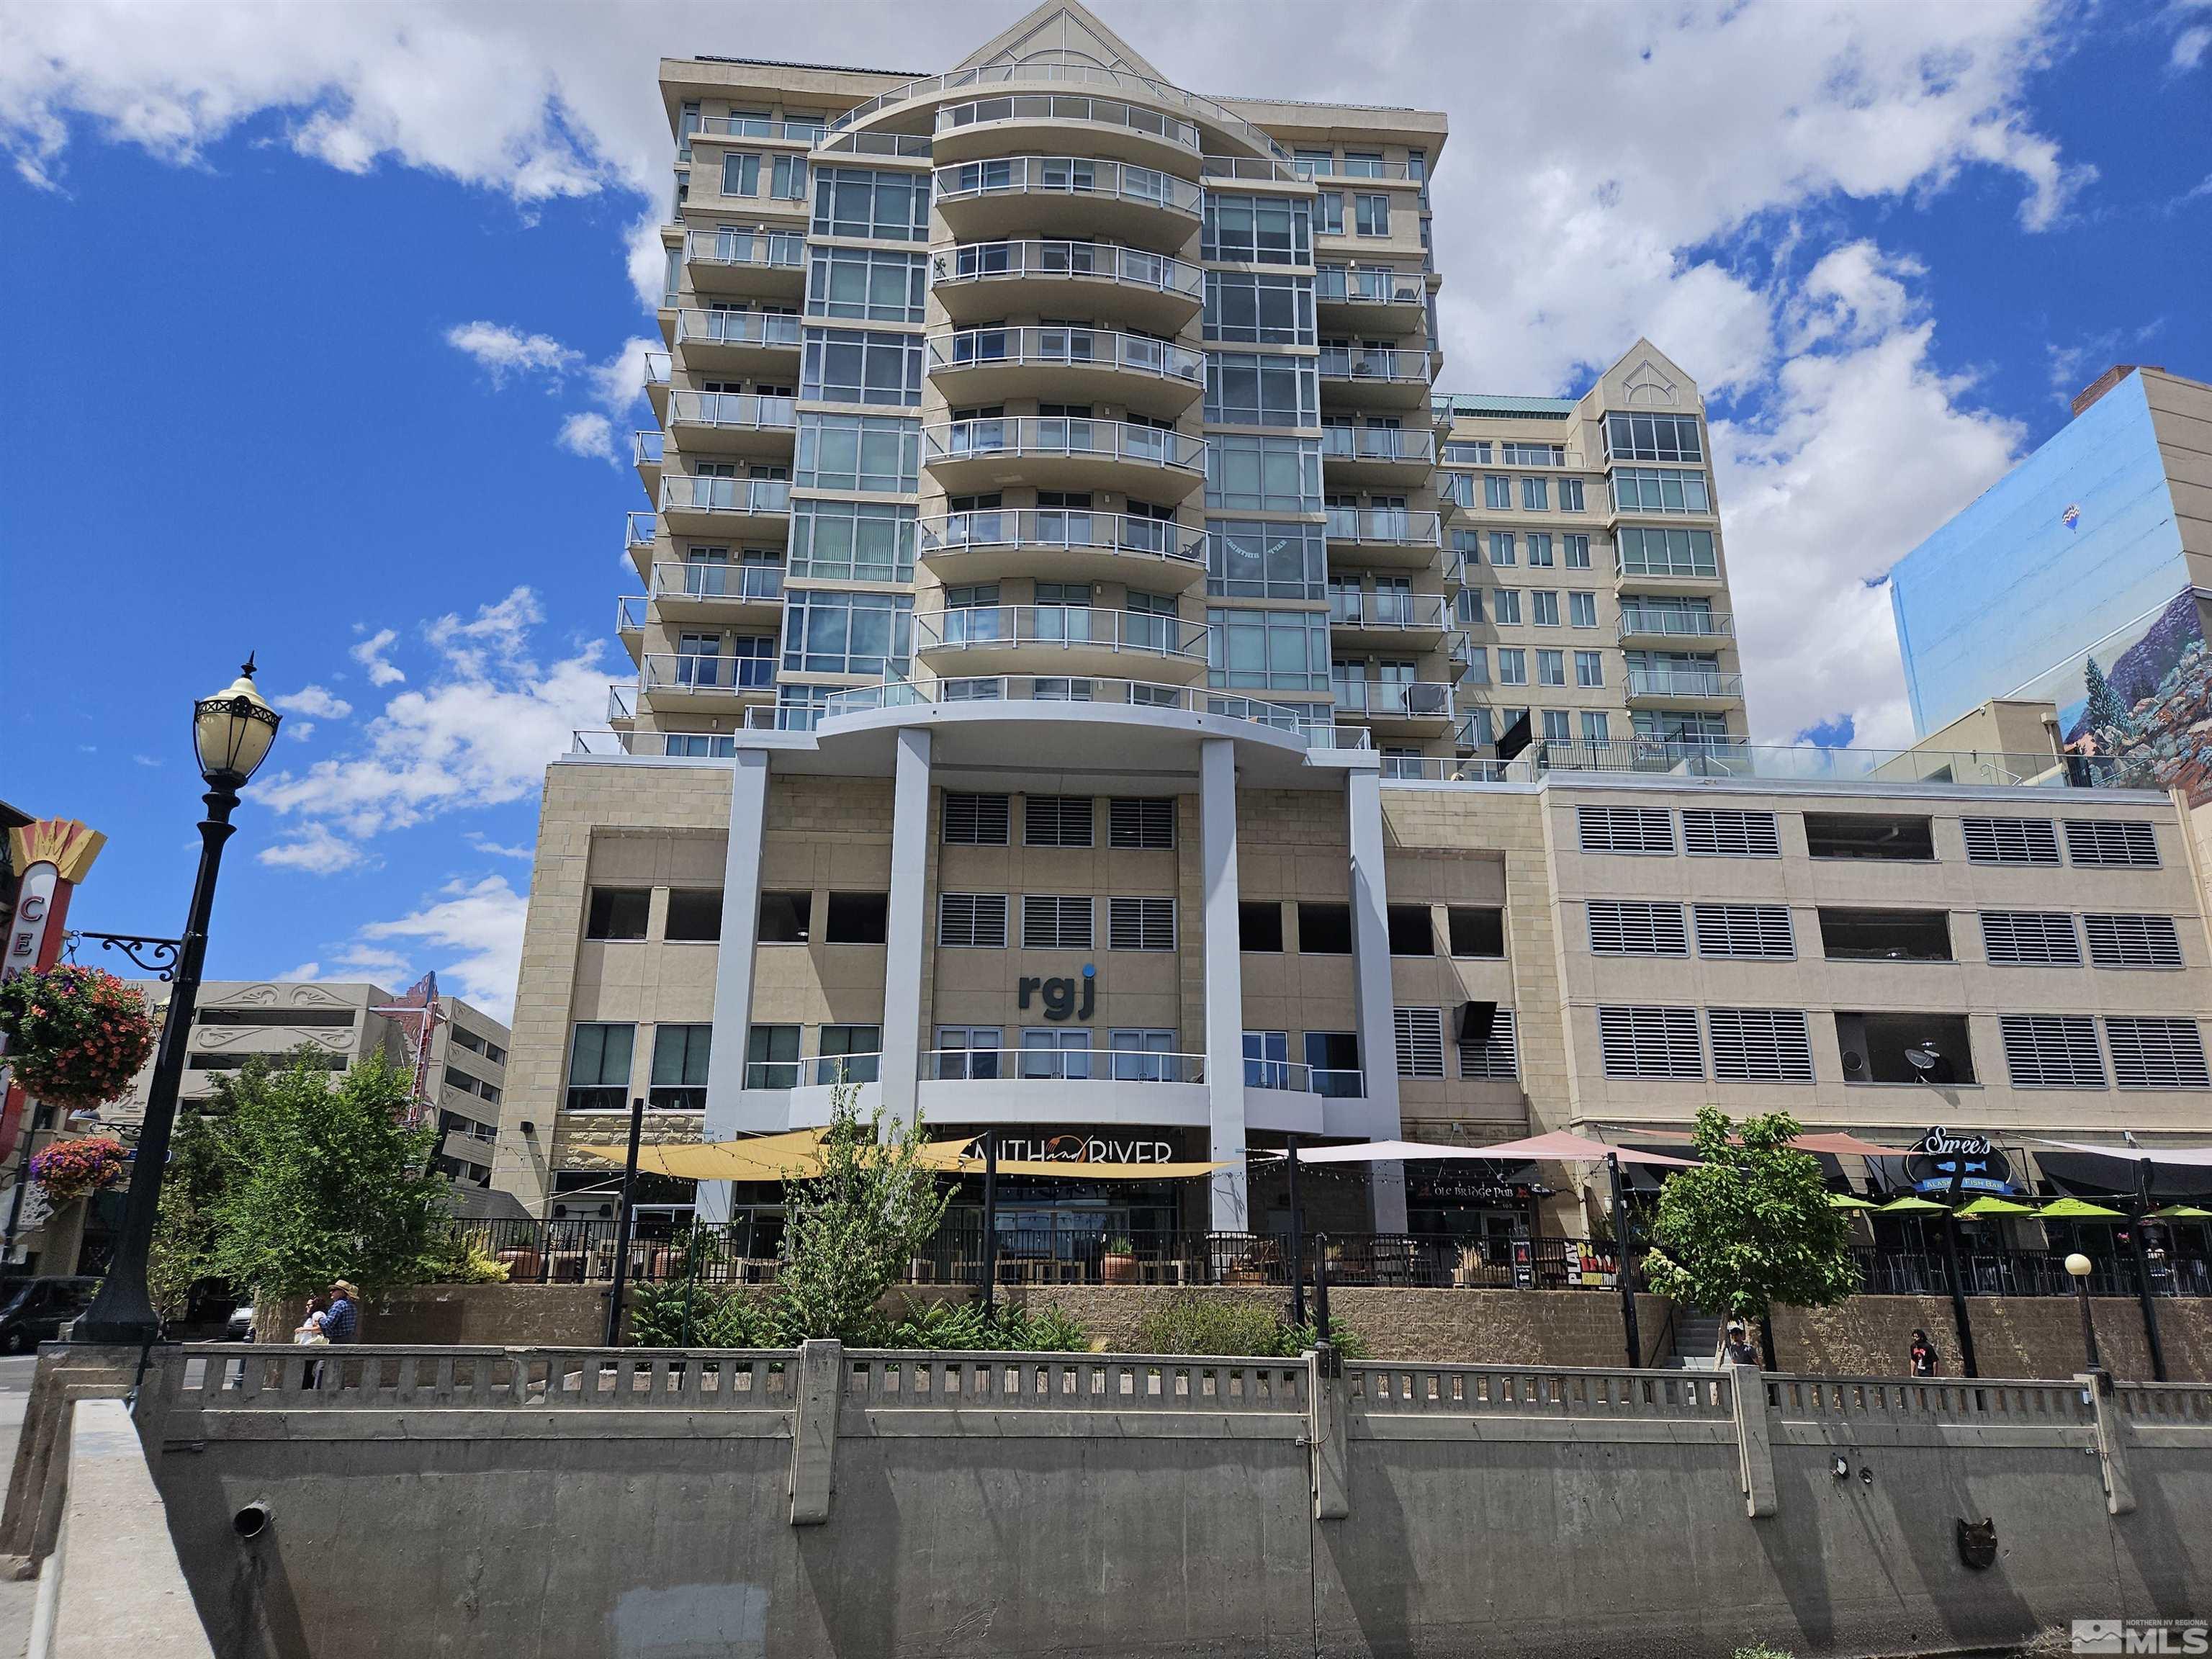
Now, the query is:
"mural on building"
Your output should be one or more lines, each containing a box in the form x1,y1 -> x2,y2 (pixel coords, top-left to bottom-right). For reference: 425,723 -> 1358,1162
2010,588 -> 2212,802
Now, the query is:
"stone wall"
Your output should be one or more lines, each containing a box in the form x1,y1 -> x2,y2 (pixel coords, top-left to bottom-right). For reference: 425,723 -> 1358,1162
1776,1293 -> 2212,1382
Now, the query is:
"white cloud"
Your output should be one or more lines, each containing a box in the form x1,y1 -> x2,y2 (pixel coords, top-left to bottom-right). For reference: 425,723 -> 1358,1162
354,875 -> 530,1020
284,721 -> 317,743
2175,25 -> 2211,71
256,822 -> 369,875
556,410 -> 617,462
443,319 -> 576,382
349,627 -> 405,687
271,684 -> 354,719
131,753 -> 162,768
274,961 -> 322,981
466,832 -> 535,861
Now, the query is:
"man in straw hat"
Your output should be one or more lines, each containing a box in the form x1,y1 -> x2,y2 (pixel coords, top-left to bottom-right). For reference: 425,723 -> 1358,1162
308,1280 -> 361,1344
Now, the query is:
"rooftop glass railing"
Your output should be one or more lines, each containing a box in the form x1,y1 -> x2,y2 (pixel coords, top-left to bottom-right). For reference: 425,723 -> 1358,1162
805,676 -> 1365,750
935,94 -> 1200,152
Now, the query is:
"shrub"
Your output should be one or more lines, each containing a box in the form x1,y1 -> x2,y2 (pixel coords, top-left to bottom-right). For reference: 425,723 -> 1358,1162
1138,1293 -> 1370,1359
882,1298 -> 1091,1352
0,966 -> 158,1110
627,1279 -> 783,1348
1280,1315 -> 1371,1362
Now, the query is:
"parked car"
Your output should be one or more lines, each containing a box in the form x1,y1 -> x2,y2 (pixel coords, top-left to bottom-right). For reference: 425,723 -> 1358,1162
0,1277 -> 102,1353
225,1302 -> 255,1342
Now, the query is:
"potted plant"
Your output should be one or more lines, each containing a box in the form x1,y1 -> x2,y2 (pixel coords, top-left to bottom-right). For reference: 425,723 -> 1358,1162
29,1136 -> 128,1205
1100,1236 -> 1138,1284
0,965 -> 159,1112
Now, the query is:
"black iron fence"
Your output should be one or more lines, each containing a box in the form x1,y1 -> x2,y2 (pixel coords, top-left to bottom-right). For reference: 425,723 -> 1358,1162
1849,1245 -> 2212,1300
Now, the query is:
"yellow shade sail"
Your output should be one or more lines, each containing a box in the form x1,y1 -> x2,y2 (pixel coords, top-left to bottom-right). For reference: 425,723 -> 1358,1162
572,1131 -> 1231,1184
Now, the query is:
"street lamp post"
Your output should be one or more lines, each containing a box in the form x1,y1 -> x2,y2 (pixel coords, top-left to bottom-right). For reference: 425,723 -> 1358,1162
2065,1251 -> 2101,1375
75,660 -> 280,1346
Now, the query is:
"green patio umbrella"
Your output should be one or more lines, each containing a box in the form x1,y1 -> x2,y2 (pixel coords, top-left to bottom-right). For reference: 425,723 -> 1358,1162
1826,1193 -> 1879,1210
1877,1195 -> 1949,1213
1955,1195 -> 2035,1218
2036,1197 -> 2123,1220
2146,1204 -> 2212,1221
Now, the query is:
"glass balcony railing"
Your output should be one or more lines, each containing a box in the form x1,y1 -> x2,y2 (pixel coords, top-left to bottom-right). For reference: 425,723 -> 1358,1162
673,310 -> 804,350
1332,680 -> 1455,719
649,562 -> 785,603
914,605 -> 1210,664
1320,426 -> 1436,465
935,94 -> 1200,152
1327,592 -> 1449,630
696,115 -> 824,143
640,653 -> 776,695
919,509 -> 1207,568
927,326 -> 1205,387
1324,507 -> 1442,546
932,238 -> 1204,301
682,228 -> 806,270
1317,346 -> 1431,384
814,676 -> 1364,750
659,477 -> 791,515
1624,667 -> 1744,700
664,390 -> 799,431
1316,267 -> 1426,306
923,1048 -> 1205,1083
932,155 -> 1202,216
923,416 -> 1205,475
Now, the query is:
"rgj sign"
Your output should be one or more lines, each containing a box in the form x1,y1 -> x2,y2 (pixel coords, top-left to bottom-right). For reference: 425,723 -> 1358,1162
1905,1126 -> 2018,1196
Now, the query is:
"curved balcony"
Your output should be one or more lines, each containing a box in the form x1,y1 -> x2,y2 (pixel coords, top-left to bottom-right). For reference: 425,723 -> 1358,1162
1332,680 -> 1456,738
926,326 -> 1205,421
1319,424 -> 1435,489
933,94 -> 1202,168
1624,668 -> 1745,706
1324,507 -> 1444,570
1326,590 -> 1452,649
913,605 -> 1211,683
920,509 -> 1208,590
1316,266 -> 1428,332
659,475 -> 791,536
1318,346 -> 1433,410
1617,608 -> 1734,647
647,560 -> 785,629
922,1048 -> 1206,1083
672,308 -> 802,377
680,229 -> 806,300
639,652 -> 776,711
801,676 -> 1365,755
922,416 -> 1205,500
932,238 -> 1204,335
665,390 -> 798,461
932,156 -> 1202,247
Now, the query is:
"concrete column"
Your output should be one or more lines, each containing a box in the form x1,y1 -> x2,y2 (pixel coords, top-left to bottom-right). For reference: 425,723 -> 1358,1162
1199,738 -> 1249,1230
698,750 -> 772,1224
879,728 -> 932,1127
1346,765 -> 1407,1232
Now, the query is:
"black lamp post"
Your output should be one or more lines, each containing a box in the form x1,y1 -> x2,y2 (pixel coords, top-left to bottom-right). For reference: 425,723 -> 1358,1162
2066,1250 -> 2101,1374
76,660 -> 280,1346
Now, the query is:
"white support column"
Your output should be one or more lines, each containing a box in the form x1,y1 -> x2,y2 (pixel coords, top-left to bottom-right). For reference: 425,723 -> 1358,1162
1346,764 -> 1408,1232
879,728 -> 932,1128
698,749 -> 772,1224
1200,738 -> 1249,1230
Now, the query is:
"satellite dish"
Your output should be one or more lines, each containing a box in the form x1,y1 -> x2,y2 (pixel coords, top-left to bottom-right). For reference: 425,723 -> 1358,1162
1905,1044 -> 1940,1075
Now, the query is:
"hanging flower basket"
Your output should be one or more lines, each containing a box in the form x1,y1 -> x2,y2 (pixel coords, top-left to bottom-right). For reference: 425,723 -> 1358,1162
28,1137 -> 128,1205
0,965 -> 160,1110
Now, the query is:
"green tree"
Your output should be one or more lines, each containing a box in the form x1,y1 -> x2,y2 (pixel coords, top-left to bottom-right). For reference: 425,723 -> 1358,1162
206,1053 -> 451,1300
145,1102 -> 233,1329
2083,656 -> 2136,745
1640,1107 -> 1860,1332
770,1082 -> 950,1343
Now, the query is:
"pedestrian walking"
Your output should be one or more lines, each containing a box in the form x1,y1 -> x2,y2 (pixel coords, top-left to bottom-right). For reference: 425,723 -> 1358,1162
1909,1327 -> 1940,1377
1722,1320 -> 1760,1367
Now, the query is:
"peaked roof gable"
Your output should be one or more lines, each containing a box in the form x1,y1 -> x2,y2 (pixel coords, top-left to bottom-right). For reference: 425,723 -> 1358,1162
955,0 -> 1168,81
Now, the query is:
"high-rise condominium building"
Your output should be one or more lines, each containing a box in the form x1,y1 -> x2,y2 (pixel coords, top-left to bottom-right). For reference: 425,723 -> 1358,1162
496,4 -> 2211,1254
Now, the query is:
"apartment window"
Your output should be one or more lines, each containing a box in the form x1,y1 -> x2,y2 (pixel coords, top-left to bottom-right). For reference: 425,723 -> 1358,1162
1604,413 -> 1704,463
1803,813 -> 1933,862
1208,520 -> 1326,599
788,499 -> 916,582
1447,907 -> 1504,958
2083,913 -> 2185,969
566,1023 -> 634,1112
782,591 -> 912,675
1569,593 -> 1599,629
757,891 -> 811,943
678,101 -> 699,158
1530,591 -> 1560,627
771,153 -> 806,200
1107,896 -> 1177,951
1565,650 -> 1602,688
1979,912 -> 2081,966
806,246 -> 928,324
1385,904 -> 1433,956
1681,808 -> 1780,857
721,152 -> 760,196
1025,794 -> 1094,847
1542,711 -> 1572,742
1207,436 -> 1323,513
1458,645 -> 1489,685
745,1025 -> 801,1089
2065,819 -> 2159,868
1564,533 -> 1592,567
1483,531 -> 1514,567
1576,804 -> 1675,854
1457,1007 -> 1518,1079
938,893 -> 1009,948
2105,1017 -> 2212,1088
1240,902 -> 1284,952
811,166 -> 928,240
1493,588 -> 1522,624
665,889 -> 722,943
1611,467 -> 1712,514
1354,194 -> 1390,235
1022,896 -> 1094,950
1534,649 -> 1564,688
1496,647 -> 1526,685
1206,608 -> 1331,691
1523,534 -> 1554,568
795,415 -> 920,493
1693,903 -> 1794,960
649,1025 -> 712,1111
1314,190 -> 1343,235
1520,477 -> 1549,511
1298,902 -> 1352,954
1707,1008 -> 1815,1084
1818,908 -> 1952,962
801,328 -> 922,405
1560,478 -> 1587,513
1203,271 -> 1317,346
1617,526 -> 1718,578
585,888 -> 649,941
1586,900 -> 1688,957
943,792 -> 1010,845
824,891 -> 889,945
1109,797 -> 1176,849
1202,193 -> 1312,264
1581,711 -> 1611,743
2000,1014 -> 2105,1089
1483,475 -> 1511,511
1596,1006 -> 1703,1079
1205,352 -> 1319,427
1960,817 -> 2060,867
1393,1007 -> 1446,1078
817,1025 -> 880,1084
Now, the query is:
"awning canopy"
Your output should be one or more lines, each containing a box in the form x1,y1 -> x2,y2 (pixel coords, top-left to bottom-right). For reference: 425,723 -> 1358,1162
2033,1138 -> 2212,1167
1457,1130 -> 1698,1168
570,1133 -> 1232,1183
1787,1133 -> 1913,1158
1283,1138 -> 1537,1164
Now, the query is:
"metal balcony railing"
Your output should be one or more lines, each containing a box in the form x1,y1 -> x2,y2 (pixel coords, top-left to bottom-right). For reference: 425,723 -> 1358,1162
934,155 -> 1201,216
1316,267 -> 1426,306
1327,592 -> 1449,630
935,94 -> 1201,152
1624,668 -> 1744,700
643,353 -> 670,387
1617,610 -> 1734,640
814,131 -> 933,159
1296,157 -> 1425,182
673,309 -> 804,351
1320,426 -> 1436,465
664,391 -> 798,431
1318,346 -> 1431,384
682,228 -> 806,270
932,238 -> 1204,300
625,511 -> 657,553
1198,155 -> 1307,182
927,326 -> 1205,387
659,477 -> 791,515
1333,680 -> 1455,719
914,606 -> 1210,663
918,509 -> 1207,569
814,676 -> 1366,750
695,116 -> 824,143
923,1048 -> 1206,1083
640,653 -> 776,695
632,430 -> 663,467
616,595 -> 644,632
1324,507 -> 1442,546
649,562 -> 785,603
922,416 -> 1205,474
606,683 -> 637,723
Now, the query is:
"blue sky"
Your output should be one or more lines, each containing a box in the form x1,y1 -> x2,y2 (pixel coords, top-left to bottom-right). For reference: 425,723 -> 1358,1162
2,0 -> 2207,1019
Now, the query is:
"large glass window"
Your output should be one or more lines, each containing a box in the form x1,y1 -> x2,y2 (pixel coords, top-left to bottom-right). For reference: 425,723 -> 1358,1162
781,591 -> 913,675
565,1023 -> 634,1112
1201,194 -> 1312,264
649,1025 -> 711,1110
1208,521 -> 1326,599
794,415 -> 920,494
811,167 -> 929,240
1617,526 -> 1718,577
1604,413 -> 1704,463
1205,352 -> 1319,427
1611,467 -> 1712,514
721,152 -> 759,197
1205,436 -> 1321,513
806,246 -> 927,322
1202,271 -> 1316,345
1206,608 -> 1331,691
801,328 -> 922,406
788,499 -> 916,580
